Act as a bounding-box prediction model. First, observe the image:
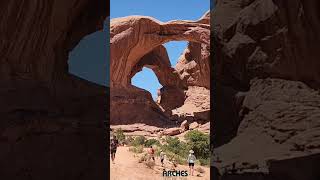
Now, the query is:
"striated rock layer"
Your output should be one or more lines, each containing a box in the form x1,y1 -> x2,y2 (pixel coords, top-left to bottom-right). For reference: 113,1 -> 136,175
0,1 -> 108,179
212,0 -> 320,179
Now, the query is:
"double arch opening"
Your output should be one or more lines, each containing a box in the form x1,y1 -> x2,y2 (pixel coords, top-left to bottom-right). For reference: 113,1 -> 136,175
131,41 -> 188,101
110,15 -> 210,125
110,16 -> 210,88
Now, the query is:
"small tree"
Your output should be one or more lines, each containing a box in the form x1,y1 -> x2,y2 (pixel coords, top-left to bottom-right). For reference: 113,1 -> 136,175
129,146 -> 143,154
184,130 -> 210,160
132,136 -> 146,147
115,128 -> 126,143
144,138 -> 160,147
162,136 -> 189,158
125,135 -> 134,145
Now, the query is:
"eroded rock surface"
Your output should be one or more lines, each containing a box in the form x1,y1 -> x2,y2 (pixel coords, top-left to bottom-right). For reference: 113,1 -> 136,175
213,0 -> 320,88
0,1 -> 108,179
110,13 -> 211,129
212,0 -> 320,179
172,86 -> 210,123
214,78 -> 320,172
110,15 -> 210,87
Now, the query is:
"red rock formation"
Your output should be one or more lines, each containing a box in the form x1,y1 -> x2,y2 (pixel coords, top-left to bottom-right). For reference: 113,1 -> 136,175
0,1 -> 108,179
129,45 -> 186,88
171,86 -> 210,122
176,11 -> 211,89
176,42 -> 210,88
163,127 -> 182,136
213,0 -> 320,88
110,85 -> 172,126
110,14 -> 210,126
110,16 -> 210,87
157,86 -> 186,113
212,0 -> 320,178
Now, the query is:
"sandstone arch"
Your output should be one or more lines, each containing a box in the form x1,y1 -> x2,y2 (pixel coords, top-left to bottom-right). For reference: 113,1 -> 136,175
110,15 -> 210,87
129,45 -> 186,89
130,45 -> 188,112
110,13 -> 210,126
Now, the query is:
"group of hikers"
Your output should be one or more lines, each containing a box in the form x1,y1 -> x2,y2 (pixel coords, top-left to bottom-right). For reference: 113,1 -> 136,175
110,134 -> 197,176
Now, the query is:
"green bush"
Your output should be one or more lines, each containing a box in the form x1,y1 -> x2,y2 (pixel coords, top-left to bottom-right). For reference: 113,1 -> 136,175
165,151 -> 187,165
115,128 -> 126,143
155,136 -> 189,165
155,146 -> 162,157
199,158 -> 210,166
124,135 -> 134,145
144,139 -> 160,147
184,130 -> 210,160
162,136 -> 189,158
154,133 -> 210,166
159,137 -> 165,144
132,136 -> 146,147
129,145 -> 144,154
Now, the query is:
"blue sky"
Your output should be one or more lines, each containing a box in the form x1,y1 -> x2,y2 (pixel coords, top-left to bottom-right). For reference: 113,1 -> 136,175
111,0 -> 210,99
68,19 -> 109,86
68,1 -> 210,100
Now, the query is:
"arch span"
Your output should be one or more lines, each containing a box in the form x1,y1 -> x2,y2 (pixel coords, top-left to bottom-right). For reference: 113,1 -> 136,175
129,45 -> 186,89
110,15 -> 210,87
110,13 -> 210,126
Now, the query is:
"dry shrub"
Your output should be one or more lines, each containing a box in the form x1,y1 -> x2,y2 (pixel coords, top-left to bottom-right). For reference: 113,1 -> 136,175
145,160 -> 155,169
129,146 -> 143,154
138,153 -> 147,163
196,167 -> 205,173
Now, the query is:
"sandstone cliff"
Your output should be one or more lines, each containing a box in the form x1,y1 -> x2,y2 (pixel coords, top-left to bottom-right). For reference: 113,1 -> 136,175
212,0 -> 320,179
0,1 -> 108,179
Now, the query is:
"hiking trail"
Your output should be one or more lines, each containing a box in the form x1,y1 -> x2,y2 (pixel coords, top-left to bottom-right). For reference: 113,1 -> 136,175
110,146 -> 210,180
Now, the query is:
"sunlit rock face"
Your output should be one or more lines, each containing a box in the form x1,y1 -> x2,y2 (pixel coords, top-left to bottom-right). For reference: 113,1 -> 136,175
110,12 -> 210,127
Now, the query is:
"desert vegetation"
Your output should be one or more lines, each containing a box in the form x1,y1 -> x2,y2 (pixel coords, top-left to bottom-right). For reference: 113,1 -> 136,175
114,128 -> 210,167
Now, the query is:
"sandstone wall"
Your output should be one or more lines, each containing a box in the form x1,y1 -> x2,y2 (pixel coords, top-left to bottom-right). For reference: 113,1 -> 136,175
212,0 -> 320,178
0,1 -> 108,179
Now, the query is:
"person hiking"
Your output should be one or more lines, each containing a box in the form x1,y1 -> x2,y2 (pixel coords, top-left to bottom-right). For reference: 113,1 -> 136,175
110,135 -> 119,164
159,150 -> 165,167
187,150 -> 196,176
148,146 -> 155,161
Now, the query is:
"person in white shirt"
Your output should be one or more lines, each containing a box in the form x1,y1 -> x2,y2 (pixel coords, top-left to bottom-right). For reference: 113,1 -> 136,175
159,150 -> 165,167
187,150 -> 196,176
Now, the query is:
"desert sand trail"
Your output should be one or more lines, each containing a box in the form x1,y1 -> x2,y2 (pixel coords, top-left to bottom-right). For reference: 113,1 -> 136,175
110,146 -> 210,180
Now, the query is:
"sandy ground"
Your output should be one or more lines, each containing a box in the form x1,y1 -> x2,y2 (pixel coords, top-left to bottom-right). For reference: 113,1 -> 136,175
110,146 -> 210,180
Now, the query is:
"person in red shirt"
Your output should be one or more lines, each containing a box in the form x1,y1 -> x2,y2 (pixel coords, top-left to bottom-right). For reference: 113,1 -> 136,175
148,146 -> 155,161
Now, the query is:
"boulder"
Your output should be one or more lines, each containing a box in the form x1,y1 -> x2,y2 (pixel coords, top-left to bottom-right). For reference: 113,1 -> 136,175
189,122 -> 199,130
180,120 -> 189,132
163,128 -> 182,136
